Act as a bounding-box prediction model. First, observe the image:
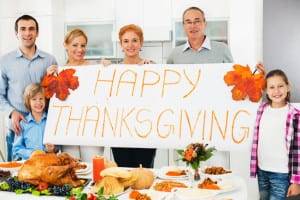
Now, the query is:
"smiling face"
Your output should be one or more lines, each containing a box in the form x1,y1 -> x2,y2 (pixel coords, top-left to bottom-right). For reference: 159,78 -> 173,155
183,9 -> 206,41
29,92 -> 46,115
16,19 -> 38,49
65,35 -> 87,63
266,75 -> 290,107
120,30 -> 142,58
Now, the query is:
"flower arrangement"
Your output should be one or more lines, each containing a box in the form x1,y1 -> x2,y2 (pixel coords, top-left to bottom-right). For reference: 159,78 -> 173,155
224,64 -> 265,102
177,143 -> 215,170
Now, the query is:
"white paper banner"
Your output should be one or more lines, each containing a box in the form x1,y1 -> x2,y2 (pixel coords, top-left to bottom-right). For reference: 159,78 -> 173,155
44,64 -> 269,151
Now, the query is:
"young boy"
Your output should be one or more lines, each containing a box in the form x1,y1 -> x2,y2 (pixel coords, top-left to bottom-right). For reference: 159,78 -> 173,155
12,83 -> 56,160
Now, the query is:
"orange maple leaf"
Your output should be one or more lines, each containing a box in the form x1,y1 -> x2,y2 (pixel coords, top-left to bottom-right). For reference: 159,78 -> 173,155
41,69 -> 79,101
224,64 -> 265,102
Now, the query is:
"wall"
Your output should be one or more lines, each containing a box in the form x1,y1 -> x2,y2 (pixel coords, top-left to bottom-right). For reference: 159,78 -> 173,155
264,0 -> 300,102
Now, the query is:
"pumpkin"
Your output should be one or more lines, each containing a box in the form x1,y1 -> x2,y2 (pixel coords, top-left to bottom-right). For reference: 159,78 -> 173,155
131,165 -> 154,190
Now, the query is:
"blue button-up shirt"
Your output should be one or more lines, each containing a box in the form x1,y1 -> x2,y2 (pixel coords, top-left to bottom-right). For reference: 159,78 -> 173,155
12,112 -> 47,160
0,47 -> 57,115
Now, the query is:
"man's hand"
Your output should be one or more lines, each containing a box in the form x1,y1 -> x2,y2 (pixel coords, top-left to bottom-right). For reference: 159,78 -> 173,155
287,183 -> 300,197
45,143 -> 55,153
11,110 -> 25,135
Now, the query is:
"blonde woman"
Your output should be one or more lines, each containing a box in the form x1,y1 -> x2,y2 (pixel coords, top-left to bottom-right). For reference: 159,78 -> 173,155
47,29 -> 108,161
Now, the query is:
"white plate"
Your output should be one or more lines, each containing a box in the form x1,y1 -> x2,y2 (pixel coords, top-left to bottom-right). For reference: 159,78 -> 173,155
87,179 -> 131,198
76,162 -> 91,175
0,161 -> 23,174
174,188 -> 218,200
217,179 -> 238,194
158,166 -> 189,180
128,189 -> 168,200
106,187 -> 131,198
196,178 -> 237,194
201,167 -> 232,179
151,179 -> 190,193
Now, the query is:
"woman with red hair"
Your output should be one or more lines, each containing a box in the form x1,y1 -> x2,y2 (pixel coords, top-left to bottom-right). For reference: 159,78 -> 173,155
112,24 -> 156,168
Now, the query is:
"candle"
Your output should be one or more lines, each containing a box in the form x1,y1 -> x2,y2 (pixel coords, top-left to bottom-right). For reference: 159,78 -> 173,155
93,156 -> 104,182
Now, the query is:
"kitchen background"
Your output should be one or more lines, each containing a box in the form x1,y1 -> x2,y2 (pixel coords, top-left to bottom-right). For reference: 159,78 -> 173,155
0,0 -> 299,199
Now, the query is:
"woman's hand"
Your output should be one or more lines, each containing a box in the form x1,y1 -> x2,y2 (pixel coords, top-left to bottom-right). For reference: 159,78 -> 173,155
287,183 -> 300,196
45,143 -> 56,153
46,65 -> 58,75
138,59 -> 153,65
100,59 -> 112,67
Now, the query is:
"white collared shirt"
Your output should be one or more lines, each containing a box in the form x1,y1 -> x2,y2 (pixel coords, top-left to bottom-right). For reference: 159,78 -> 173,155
182,36 -> 212,52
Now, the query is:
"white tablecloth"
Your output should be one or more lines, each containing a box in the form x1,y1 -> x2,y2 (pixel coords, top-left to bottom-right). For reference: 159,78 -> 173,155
0,169 -> 247,200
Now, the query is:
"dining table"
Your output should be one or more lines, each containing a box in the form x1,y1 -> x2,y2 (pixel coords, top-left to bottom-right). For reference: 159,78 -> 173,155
0,164 -> 247,200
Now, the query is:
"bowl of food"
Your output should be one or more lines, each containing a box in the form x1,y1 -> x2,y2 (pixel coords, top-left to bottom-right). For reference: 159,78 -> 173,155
0,161 -> 23,174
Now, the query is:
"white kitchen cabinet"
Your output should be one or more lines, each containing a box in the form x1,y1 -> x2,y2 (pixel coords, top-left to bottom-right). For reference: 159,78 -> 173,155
13,0 -> 64,16
0,0 -> 17,18
115,0 -> 172,41
65,0 -> 114,22
15,0 -> 52,15
66,22 -> 115,59
0,18 -> 18,54
115,0 -> 143,31
171,0 -> 230,19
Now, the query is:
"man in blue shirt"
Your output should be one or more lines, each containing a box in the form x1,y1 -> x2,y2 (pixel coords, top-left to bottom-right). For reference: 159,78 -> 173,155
0,15 -> 57,161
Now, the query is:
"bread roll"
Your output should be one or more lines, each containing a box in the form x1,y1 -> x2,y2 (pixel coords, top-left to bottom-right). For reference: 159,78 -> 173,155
100,167 -> 132,179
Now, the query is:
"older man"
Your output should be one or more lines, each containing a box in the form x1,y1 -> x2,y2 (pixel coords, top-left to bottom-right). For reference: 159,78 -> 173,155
0,15 -> 57,161
167,7 -> 233,168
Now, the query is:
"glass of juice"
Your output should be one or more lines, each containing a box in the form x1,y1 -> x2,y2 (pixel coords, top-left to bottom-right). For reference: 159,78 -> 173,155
93,156 -> 104,182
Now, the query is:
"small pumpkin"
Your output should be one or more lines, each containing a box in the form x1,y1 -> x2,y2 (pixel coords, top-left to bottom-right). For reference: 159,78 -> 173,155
131,165 -> 154,190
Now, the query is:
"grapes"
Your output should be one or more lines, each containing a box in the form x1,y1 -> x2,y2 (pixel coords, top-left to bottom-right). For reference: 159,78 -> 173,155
6,177 -> 21,191
6,177 -> 33,192
48,184 -> 72,196
4,176 -> 71,196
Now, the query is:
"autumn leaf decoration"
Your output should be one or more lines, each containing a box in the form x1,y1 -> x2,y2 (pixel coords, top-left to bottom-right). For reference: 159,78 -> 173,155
224,64 -> 265,102
41,69 -> 79,101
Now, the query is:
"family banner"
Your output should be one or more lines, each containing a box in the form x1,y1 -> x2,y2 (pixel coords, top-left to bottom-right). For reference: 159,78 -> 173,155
44,64 -> 261,151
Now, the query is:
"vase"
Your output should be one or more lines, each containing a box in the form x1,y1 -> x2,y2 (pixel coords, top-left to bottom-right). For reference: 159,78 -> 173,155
194,167 -> 200,181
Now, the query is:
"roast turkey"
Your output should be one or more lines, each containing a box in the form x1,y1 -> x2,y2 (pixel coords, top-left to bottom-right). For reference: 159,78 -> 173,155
18,152 -> 86,187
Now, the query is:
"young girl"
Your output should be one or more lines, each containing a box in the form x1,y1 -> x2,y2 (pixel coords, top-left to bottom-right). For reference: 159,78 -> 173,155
250,69 -> 300,199
12,83 -> 56,160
